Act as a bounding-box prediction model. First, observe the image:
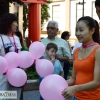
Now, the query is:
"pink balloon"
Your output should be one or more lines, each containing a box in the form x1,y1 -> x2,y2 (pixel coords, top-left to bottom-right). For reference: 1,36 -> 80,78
18,51 -> 34,68
40,74 -> 68,100
7,68 -> 27,87
4,52 -> 21,70
0,56 -> 8,74
36,59 -> 54,77
29,41 -> 45,59
4,52 -> 20,70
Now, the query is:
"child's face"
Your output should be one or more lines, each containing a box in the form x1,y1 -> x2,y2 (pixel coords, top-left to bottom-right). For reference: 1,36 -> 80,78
46,48 -> 56,58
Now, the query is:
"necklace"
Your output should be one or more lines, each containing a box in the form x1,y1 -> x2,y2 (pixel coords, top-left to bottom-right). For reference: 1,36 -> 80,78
82,42 -> 98,48
7,35 -> 18,53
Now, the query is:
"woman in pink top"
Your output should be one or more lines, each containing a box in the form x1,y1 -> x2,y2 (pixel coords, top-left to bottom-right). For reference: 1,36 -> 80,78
62,16 -> 100,100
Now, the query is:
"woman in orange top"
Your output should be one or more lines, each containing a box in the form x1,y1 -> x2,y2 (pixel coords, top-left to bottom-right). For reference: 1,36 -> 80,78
62,16 -> 100,100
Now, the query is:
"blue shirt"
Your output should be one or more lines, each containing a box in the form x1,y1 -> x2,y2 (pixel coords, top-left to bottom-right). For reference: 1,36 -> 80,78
53,60 -> 63,75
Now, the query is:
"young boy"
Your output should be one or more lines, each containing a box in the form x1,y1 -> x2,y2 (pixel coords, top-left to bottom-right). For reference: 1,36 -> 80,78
39,43 -> 64,100
45,43 -> 64,76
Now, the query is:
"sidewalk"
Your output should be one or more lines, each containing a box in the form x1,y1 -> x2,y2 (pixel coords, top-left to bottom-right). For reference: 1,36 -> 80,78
23,80 -> 40,100
23,90 -> 40,100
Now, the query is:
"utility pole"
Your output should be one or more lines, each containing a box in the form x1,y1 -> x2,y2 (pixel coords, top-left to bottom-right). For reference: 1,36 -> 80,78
82,0 -> 84,16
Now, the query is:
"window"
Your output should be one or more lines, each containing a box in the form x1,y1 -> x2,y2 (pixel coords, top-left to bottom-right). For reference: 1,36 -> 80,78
76,2 -> 86,21
52,5 -> 60,27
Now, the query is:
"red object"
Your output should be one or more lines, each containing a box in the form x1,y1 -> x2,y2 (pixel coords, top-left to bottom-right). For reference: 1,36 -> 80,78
21,0 -> 47,46
28,4 -> 41,45
21,0 -> 46,4
82,42 -> 98,48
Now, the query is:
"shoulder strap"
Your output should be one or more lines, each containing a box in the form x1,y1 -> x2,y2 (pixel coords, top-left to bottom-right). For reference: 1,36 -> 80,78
0,36 -> 6,54
73,47 -> 80,60
91,46 -> 100,56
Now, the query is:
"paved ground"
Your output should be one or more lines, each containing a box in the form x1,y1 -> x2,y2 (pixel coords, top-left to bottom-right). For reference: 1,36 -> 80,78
23,91 -> 40,100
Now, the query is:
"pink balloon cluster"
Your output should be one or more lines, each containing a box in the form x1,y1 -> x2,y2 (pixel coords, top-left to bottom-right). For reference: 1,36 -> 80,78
29,41 -> 54,77
0,41 -> 54,87
0,52 -> 29,87
0,41 -> 68,97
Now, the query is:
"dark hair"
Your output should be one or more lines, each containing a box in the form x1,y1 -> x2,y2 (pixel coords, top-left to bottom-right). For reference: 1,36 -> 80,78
95,0 -> 100,7
78,16 -> 100,44
0,13 -> 18,34
15,30 -> 25,48
61,31 -> 70,39
46,43 -> 58,52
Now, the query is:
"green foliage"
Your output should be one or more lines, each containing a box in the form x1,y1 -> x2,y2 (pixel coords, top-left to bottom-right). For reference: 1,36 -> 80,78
68,66 -> 72,76
41,0 -> 51,30
25,64 -> 38,79
23,5 -> 28,38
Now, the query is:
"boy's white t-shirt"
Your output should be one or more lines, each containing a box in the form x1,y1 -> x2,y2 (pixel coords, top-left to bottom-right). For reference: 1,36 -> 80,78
0,34 -> 22,56
0,34 -> 22,83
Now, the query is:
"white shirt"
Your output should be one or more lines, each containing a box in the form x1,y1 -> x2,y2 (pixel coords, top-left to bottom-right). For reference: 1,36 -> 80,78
0,34 -> 22,56
71,42 -> 82,54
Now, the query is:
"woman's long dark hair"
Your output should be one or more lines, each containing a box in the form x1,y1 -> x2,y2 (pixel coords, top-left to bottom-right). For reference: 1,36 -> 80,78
0,13 -> 17,34
15,30 -> 25,48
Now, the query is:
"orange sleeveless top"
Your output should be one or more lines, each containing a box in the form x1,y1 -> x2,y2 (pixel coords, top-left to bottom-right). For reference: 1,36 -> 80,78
74,46 -> 100,100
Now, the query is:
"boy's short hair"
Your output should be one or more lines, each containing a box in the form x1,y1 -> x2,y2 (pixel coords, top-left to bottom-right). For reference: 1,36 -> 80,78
46,43 -> 58,52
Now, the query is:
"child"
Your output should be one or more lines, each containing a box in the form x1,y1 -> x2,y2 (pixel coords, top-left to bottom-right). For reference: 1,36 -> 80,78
39,43 -> 64,100
45,43 -> 64,76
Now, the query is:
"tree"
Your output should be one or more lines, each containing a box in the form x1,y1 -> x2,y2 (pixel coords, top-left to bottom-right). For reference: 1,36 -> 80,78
41,0 -> 51,29
23,5 -> 28,38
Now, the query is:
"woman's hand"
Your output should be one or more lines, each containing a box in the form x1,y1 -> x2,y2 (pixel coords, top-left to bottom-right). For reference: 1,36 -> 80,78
62,86 -> 77,100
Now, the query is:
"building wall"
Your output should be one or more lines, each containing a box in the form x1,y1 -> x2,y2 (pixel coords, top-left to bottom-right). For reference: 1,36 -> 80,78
9,3 -> 23,34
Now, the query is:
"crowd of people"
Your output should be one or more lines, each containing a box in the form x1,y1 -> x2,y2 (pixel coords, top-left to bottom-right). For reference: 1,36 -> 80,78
0,0 -> 100,100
